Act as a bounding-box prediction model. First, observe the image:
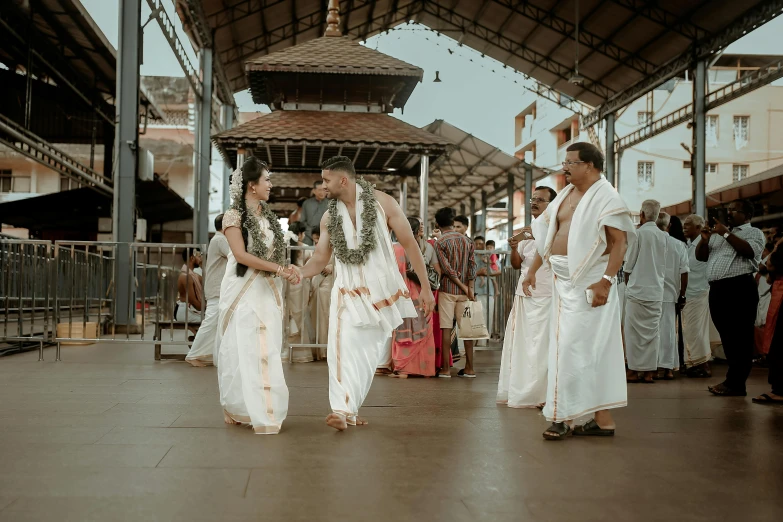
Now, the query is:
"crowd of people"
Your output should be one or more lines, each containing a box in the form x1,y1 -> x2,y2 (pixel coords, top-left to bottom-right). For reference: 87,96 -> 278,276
174,142 -> 783,438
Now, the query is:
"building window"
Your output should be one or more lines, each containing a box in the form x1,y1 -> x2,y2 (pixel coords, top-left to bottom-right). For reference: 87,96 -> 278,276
637,161 -> 654,189
732,164 -> 748,182
706,115 -> 719,148
0,170 -> 30,193
637,111 -> 652,125
706,163 -> 718,175
0,170 -> 10,193
556,126 -> 572,148
733,116 -> 749,149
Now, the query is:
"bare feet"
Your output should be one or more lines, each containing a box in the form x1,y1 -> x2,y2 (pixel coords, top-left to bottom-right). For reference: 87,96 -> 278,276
223,410 -> 241,425
347,416 -> 369,426
389,372 -> 408,378
326,413 -> 348,431
186,358 -> 210,367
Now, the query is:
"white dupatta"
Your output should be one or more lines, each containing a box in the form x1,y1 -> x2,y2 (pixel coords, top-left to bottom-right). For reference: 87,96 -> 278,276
532,177 -> 636,286
332,183 -> 416,335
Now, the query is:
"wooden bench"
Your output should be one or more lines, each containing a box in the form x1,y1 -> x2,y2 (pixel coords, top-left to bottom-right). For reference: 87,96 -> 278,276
153,321 -> 200,361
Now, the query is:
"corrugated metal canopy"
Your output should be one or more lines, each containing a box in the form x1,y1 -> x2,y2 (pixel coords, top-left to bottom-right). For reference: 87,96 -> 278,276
199,0 -> 775,109
420,119 -> 550,219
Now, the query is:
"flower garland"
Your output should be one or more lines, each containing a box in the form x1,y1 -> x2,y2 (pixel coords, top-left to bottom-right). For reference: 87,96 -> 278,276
328,177 -> 377,265
229,168 -> 286,274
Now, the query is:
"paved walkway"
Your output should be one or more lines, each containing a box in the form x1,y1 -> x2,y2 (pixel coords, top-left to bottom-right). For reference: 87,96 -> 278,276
0,344 -> 781,521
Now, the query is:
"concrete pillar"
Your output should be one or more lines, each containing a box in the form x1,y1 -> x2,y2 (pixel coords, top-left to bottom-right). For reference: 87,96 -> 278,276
222,105 -> 234,210
480,190 -> 487,237
469,198 -> 476,237
194,48 -> 213,245
113,0 -> 141,326
419,155 -> 429,239
399,177 -> 408,213
524,164 -> 533,226
506,171 -> 514,240
693,60 -> 707,218
605,113 -> 616,186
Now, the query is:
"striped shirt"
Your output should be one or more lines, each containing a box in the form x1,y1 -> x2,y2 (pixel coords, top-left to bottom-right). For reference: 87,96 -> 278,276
435,231 -> 476,296
706,223 -> 764,282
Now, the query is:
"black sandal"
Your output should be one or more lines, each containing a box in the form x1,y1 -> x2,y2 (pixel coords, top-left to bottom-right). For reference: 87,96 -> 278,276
708,383 -> 746,397
543,422 -> 572,441
573,419 -> 615,437
687,366 -> 711,378
752,393 -> 783,405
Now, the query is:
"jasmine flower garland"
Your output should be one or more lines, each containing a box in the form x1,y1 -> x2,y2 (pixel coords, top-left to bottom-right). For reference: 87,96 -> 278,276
234,201 -> 287,275
328,177 -> 377,265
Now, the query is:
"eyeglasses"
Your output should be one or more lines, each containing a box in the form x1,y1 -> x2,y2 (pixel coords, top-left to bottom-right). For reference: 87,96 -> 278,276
529,197 -> 550,204
562,160 -> 587,167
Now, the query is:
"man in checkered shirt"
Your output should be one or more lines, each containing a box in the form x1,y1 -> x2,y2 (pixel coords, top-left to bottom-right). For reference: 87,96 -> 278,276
696,199 -> 765,397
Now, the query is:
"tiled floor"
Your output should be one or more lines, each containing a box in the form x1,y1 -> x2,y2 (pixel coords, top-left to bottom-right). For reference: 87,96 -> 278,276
0,343 -> 781,521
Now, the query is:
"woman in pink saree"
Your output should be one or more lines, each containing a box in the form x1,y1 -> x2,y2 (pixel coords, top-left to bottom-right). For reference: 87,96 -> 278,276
391,217 -> 438,377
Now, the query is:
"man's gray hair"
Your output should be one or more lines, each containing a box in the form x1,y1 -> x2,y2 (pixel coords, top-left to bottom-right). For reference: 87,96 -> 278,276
656,212 -> 671,231
640,199 -> 661,221
684,214 -> 705,228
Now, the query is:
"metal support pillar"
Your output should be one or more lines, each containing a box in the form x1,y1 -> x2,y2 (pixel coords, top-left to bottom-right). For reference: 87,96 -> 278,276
113,0 -> 141,327
222,105 -> 233,210
480,190 -> 487,237
419,155 -> 429,239
693,60 -> 707,218
524,164 -> 533,226
469,198 -> 476,237
506,172 -> 514,240
460,203 -> 466,216
399,177 -> 408,213
195,48 -> 213,244
605,113 -> 616,186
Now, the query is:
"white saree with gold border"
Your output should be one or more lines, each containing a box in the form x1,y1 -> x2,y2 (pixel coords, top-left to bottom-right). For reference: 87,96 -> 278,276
327,184 -> 416,421
532,177 -> 636,423
216,211 -> 288,434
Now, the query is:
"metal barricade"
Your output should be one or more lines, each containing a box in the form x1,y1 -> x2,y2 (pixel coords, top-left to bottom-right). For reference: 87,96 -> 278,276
473,249 -> 517,349
52,242 -> 206,360
0,240 -> 53,360
283,244 -> 329,363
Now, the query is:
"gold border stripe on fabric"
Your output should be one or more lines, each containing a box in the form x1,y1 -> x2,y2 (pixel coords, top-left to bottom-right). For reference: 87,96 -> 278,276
336,293 -> 343,383
265,276 -> 283,311
221,269 -> 261,334
258,327 -> 277,427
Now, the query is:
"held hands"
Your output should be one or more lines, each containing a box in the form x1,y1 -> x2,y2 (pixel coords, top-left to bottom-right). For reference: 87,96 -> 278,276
521,273 -> 536,297
280,265 -> 301,285
588,278 -> 611,308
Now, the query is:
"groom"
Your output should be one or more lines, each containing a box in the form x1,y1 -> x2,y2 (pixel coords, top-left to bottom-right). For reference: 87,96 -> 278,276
298,156 -> 435,431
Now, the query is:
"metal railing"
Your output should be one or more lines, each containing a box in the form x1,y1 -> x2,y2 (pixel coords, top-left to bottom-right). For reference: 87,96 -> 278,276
1,240 -> 206,360
283,245 -> 328,363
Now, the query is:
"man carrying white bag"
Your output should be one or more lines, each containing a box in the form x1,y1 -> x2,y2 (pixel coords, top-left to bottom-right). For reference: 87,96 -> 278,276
458,301 -> 490,342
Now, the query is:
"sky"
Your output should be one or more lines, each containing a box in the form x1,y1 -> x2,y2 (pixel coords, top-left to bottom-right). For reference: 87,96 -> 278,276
80,0 -> 783,156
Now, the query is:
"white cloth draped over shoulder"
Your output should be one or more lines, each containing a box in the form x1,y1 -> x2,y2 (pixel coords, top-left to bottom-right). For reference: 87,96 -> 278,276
531,177 -> 636,423
327,184 -> 416,420
216,209 -> 288,435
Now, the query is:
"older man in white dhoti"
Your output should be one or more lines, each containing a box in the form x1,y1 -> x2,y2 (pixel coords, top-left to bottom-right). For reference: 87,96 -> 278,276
298,156 -> 433,431
656,212 -> 689,379
682,214 -> 713,377
623,200 -> 667,383
523,143 -> 636,440
497,186 -> 557,408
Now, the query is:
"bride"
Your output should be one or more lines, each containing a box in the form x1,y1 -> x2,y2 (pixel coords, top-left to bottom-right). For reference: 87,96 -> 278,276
216,157 -> 300,435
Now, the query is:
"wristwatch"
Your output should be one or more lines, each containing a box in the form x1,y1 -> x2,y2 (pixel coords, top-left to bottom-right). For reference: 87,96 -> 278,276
602,274 -> 617,285
723,232 -> 730,239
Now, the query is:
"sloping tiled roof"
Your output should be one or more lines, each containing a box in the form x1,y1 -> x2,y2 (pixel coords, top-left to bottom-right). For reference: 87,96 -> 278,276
244,36 -> 423,79
212,110 -> 449,149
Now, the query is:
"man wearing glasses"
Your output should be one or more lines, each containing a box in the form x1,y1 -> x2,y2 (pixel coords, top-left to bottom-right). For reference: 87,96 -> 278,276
696,200 -> 765,396
522,143 -> 636,440
497,186 -> 557,409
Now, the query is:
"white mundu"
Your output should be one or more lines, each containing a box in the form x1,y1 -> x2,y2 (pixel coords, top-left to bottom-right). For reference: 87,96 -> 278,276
186,232 -> 230,367
532,178 -> 636,423
683,235 -> 711,368
216,210 -> 288,435
328,183 -> 416,423
659,236 -> 689,370
497,235 -> 553,408
624,222 -> 667,372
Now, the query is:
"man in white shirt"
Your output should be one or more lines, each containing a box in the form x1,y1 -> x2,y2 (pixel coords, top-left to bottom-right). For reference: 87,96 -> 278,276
497,186 -> 557,408
186,214 -> 231,367
656,212 -> 689,379
624,200 -> 668,383
681,214 -> 712,377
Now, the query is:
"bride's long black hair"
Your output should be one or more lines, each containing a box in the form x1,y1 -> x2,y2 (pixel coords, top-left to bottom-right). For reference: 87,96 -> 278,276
235,157 -> 268,277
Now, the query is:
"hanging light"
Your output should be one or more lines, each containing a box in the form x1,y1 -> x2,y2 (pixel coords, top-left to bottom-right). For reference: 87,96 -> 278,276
433,71 -> 442,83
569,0 -> 584,85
